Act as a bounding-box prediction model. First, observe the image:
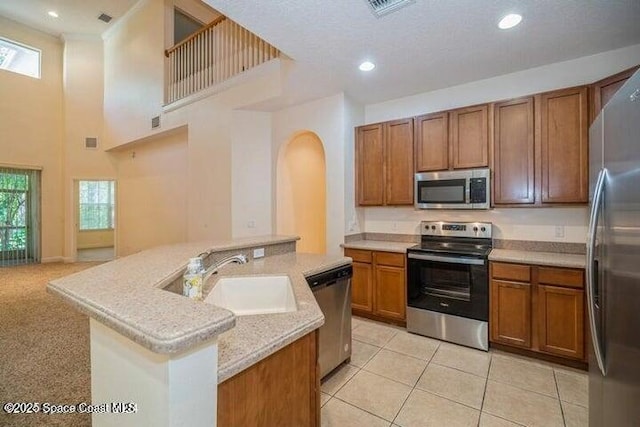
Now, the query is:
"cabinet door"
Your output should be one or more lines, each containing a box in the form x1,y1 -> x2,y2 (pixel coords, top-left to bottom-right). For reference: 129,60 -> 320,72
351,261 -> 373,313
591,65 -> 639,123
415,112 -> 449,171
356,124 -> 384,205
450,105 -> 489,169
384,119 -> 414,205
493,98 -> 535,204
490,279 -> 531,348
374,265 -> 406,321
540,87 -> 588,203
538,285 -> 585,360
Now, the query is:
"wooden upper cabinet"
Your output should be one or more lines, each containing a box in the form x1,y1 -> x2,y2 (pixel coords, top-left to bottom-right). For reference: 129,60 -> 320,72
356,124 -> 384,205
450,105 -> 489,169
591,65 -> 639,123
384,119 -> 414,205
355,119 -> 413,206
540,86 -> 589,203
493,97 -> 535,205
415,112 -> 449,172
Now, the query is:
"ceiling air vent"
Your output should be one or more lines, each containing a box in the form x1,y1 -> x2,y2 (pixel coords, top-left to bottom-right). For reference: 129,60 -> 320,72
98,13 -> 113,23
366,0 -> 415,17
85,137 -> 98,149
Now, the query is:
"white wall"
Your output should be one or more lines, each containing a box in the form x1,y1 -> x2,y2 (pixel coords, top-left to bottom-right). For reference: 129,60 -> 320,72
62,35 -> 117,260
358,43 -> 640,243
102,0 -> 283,246
366,43 -> 640,123
272,93 -> 348,255
231,110 -> 272,238
344,96 -> 366,235
0,16 -> 64,262
365,207 -> 588,243
113,130 -> 189,256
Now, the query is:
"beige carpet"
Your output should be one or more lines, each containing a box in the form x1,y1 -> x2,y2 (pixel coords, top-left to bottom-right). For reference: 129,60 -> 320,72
0,262 -> 100,427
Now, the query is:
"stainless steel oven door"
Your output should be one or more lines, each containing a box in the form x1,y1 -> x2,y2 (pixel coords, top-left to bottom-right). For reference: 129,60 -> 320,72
406,252 -> 489,321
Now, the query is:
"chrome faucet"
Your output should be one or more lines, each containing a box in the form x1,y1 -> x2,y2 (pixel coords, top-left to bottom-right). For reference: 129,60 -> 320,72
201,253 -> 248,280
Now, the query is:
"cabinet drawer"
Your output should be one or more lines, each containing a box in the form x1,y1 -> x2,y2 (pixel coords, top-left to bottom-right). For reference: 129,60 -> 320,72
491,262 -> 531,282
374,251 -> 405,268
538,267 -> 584,289
344,248 -> 372,263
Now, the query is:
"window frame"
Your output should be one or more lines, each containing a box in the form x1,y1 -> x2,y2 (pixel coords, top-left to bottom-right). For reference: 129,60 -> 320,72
0,36 -> 42,79
78,181 -> 115,231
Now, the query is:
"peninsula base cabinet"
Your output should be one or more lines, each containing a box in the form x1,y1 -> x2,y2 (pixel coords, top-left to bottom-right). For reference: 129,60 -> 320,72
490,262 -> 585,362
218,330 -> 320,426
344,248 -> 406,324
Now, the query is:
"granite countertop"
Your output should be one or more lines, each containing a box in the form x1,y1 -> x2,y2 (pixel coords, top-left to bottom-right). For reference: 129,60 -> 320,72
47,235 -> 300,354
341,240 -> 416,253
210,252 -> 351,383
489,249 -> 586,269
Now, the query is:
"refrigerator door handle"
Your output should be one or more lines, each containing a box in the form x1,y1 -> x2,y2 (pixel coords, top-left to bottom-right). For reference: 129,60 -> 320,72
587,167 -> 607,376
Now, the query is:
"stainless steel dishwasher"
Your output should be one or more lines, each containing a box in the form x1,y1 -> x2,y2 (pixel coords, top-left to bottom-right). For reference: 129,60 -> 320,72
306,264 -> 352,379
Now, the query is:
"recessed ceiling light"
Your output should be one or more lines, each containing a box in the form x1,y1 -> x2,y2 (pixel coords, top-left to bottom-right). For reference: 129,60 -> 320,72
359,61 -> 375,72
498,13 -> 522,30
48,11 -> 59,18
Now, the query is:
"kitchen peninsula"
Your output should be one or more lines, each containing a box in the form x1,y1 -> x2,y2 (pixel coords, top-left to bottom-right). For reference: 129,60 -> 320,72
47,235 -> 350,427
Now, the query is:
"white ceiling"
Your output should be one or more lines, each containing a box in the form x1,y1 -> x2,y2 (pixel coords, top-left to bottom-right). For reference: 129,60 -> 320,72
0,0 -> 137,37
1,0 -> 639,109
203,0 -> 640,108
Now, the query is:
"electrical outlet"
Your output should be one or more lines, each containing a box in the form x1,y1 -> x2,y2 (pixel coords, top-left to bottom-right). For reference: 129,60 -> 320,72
555,226 -> 565,238
253,248 -> 265,258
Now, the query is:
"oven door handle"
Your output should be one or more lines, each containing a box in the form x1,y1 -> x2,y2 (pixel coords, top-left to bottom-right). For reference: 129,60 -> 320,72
408,253 -> 485,265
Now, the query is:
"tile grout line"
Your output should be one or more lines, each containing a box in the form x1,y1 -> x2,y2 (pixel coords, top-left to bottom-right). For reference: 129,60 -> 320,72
330,395 -> 396,425
390,341 -> 441,425
553,369 -> 568,427
477,352 -> 493,426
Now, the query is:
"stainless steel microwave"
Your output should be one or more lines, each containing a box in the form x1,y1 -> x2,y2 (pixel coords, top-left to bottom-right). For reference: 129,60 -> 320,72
415,168 -> 490,209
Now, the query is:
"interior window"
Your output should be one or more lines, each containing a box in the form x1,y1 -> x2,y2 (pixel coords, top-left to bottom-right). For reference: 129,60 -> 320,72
174,8 -> 204,44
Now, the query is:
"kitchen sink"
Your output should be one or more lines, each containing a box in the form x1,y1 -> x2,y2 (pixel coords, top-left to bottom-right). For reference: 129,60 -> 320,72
204,275 -> 297,315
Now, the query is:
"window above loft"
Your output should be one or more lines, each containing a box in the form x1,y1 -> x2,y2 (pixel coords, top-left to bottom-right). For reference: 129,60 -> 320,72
0,37 -> 41,79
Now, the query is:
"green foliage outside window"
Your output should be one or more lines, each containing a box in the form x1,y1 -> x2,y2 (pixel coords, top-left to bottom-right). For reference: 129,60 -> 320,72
0,172 -> 29,251
79,181 -> 115,230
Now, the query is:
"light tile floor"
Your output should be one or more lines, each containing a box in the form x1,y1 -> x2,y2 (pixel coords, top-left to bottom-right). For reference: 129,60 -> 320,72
321,316 -> 588,427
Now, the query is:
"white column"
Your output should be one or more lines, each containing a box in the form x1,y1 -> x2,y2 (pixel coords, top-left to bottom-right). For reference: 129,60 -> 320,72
89,319 -> 218,427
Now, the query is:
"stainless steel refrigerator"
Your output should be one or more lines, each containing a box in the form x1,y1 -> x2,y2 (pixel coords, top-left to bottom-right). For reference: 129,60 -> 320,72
587,68 -> 640,427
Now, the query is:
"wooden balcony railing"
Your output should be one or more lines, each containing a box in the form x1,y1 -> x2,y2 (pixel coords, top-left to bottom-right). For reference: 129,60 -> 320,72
164,16 -> 280,104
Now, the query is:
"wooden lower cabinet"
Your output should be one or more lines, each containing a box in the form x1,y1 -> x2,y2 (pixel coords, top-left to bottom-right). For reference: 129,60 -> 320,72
538,285 -> 585,360
351,261 -> 373,312
490,262 -> 585,362
374,265 -> 406,321
218,330 -> 319,426
490,280 -> 531,348
345,248 -> 406,323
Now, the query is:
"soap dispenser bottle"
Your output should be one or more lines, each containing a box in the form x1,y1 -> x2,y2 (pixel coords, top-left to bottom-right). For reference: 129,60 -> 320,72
183,257 -> 205,300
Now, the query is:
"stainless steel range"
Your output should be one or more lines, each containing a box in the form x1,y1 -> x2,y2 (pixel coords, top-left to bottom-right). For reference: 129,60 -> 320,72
406,221 -> 492,351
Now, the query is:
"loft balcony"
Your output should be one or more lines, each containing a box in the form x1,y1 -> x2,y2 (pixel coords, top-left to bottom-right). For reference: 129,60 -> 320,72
164,15 -> 281,105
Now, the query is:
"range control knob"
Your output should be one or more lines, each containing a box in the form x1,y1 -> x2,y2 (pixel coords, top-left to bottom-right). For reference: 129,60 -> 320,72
431,225 -> 436,230
473,226 -> 478,232
481,227 -> 486,232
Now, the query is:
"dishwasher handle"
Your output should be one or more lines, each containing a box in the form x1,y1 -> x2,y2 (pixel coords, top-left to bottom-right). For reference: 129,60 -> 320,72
306,265 -> 352,291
